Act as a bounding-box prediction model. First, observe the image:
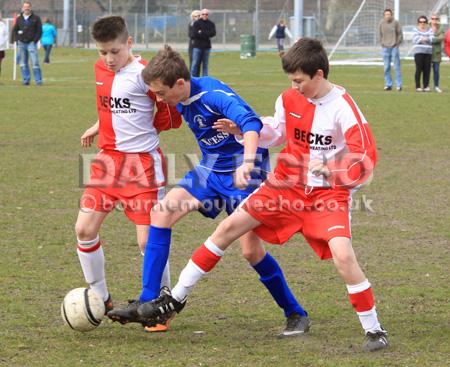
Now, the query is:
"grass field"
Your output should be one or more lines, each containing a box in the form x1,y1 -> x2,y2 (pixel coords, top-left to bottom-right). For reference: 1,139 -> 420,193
0,48 -> 449,367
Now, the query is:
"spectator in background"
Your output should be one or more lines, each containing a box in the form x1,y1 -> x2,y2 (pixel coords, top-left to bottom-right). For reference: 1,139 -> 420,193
378,8 -> 403,91
10,1 -> 42,85
430,13 -> 444,93
412,15 -> 433,92
190,8 -> 215,77
188,10 -> 201,75
268,19 -> 292,56
41,18 -> 57,64
0,12 -> 8,79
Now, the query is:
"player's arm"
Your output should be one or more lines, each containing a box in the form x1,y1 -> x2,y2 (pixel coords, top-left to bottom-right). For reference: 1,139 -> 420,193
80,120 -> 99,147
207,91 -> 263,188
211,93 -> 287,149
235,130 -> 259,189
148,90 -> 182,132
215,115 -> 286,149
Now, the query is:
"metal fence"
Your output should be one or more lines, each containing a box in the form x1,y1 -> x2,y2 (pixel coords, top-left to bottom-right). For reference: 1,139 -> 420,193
4,1 -> 449,54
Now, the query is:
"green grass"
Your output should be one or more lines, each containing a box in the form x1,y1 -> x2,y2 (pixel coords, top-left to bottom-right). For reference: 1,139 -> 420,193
0,48 -> 449,367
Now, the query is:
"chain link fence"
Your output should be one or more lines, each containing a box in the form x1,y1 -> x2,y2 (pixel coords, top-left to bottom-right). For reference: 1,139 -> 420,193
3,0 -> 449,55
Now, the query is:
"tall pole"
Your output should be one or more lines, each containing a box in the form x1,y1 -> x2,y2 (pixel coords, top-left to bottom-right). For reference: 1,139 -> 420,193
317,0 -> 321,29
394,0 -> 400,20
255,0 -> 260,50
62,0 -> 69,45
72,0 -> 77,47
145,0 -> 148,49
293,0 -> 304,41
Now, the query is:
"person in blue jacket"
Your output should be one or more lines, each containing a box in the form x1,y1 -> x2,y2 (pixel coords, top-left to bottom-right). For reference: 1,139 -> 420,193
108,45 -> 310,337
41,18 -> 57,63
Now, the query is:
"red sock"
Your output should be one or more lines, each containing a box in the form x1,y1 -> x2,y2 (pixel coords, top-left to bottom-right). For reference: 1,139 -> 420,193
348,286 -> 374,312
191,243 -> 222,272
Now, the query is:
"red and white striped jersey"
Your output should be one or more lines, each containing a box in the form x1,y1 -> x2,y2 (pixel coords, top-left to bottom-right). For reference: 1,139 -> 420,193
95,56 -> 181,153
272,85 -> 377,189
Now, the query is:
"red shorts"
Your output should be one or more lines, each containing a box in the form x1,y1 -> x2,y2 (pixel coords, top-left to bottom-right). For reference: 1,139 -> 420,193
243,176 -> 352,260
80,149 -> 166,225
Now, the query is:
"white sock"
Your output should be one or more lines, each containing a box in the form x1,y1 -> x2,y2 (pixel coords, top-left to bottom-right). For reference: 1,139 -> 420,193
171,260 -> 206,302
77,236 -> 108,302
357,307 -> 381,333
161,260 -> 171,290
171,238 -> 224,302
346,280 -> 381,333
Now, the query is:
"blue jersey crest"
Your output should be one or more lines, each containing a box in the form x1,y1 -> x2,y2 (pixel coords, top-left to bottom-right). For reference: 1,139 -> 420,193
177,77 -> 269,172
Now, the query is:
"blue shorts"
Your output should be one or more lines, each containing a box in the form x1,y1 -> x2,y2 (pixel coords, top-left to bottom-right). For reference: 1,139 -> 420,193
177,165 -> 267,219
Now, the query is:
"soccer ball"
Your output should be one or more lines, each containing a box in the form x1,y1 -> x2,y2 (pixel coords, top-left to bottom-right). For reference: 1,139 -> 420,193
61,287 -> 105,332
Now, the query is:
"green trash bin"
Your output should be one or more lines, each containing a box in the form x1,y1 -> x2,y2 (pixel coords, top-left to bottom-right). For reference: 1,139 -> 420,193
240,34 -> 256,59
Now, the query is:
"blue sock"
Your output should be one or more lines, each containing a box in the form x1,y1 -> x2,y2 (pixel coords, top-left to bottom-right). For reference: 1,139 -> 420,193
139,226 -> 171,302
253,252 -> 307,317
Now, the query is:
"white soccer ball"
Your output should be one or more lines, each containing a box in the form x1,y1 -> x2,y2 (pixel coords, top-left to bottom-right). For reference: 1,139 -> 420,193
61,287 -> 105,332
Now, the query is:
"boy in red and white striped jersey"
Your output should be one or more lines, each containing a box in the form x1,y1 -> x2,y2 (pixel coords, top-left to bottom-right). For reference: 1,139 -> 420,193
74,16 -> 181,322
137,38 -> 389,351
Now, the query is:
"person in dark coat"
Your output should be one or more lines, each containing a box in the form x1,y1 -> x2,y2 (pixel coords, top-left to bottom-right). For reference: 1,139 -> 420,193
10,1 -> 43,85
190,9 -> 216,77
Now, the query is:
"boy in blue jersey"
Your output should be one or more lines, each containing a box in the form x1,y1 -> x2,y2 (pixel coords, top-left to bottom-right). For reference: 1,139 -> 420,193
108,45 -> 310,336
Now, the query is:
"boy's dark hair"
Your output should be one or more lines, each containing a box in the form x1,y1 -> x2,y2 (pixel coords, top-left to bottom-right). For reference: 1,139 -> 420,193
417,15 -> 428,23
282,38 -> 329,79
92,16 -> 129,43
384,9 -> 392,14
142,45 -> 191,87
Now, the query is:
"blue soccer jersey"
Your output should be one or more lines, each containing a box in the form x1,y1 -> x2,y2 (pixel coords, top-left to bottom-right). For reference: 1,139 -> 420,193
177,77 -> 269,172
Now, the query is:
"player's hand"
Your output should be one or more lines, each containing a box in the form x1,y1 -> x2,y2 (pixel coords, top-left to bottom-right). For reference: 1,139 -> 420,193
234,162 -> 254,189
309,159 -> 331,178
213,118 -> 242,135
80,126 -> 98,147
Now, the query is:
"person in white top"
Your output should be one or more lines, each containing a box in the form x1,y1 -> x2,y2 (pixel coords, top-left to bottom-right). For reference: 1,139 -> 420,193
74,16 -> 181,332
412,15 -> 433,91
0,12 -> 8,79
268,19 -> 292,56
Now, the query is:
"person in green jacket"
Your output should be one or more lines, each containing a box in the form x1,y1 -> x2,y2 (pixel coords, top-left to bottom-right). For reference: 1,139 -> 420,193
430,13 -> 445,93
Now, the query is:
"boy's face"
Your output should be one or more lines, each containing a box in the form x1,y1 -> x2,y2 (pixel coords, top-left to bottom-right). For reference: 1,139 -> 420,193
149,78 -> 188,106
288,70 -> 324,99
96,37 -> 132,73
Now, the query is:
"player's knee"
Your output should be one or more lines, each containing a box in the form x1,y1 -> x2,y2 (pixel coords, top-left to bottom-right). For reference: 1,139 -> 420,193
333,251 -> 357,271
240,248 -> 261,264
150,204 -> 175,227
75,222 -> 97,242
